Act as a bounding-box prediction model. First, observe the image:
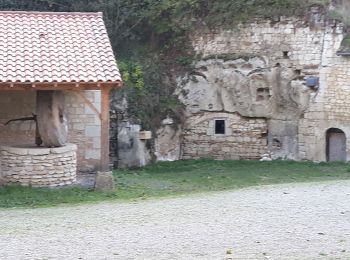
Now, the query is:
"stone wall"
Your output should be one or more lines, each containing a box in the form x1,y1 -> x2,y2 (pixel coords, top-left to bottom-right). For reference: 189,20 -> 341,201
297,23 -> 350,161
182,112 -> 267,160
0,90 -> 102,172
65,90 -> 102,172
175,7 -> 350,162
0,144 -> 77,187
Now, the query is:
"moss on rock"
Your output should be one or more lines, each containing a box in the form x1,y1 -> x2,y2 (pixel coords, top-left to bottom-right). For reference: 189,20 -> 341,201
337,34 -> 350,56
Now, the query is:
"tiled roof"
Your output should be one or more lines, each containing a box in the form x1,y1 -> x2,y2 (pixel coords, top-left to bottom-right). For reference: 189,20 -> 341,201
0,11 -> 121,84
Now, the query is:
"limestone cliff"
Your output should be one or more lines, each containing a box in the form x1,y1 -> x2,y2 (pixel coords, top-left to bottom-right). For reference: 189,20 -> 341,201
175,54 -> 314,160
156,8 -> 347,162
177,57 -> 310,120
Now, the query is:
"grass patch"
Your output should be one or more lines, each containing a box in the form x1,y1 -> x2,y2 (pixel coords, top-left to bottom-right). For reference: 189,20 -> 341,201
116,159 -> 350,199
0,186 -> 119,209
1,159 -> 350,208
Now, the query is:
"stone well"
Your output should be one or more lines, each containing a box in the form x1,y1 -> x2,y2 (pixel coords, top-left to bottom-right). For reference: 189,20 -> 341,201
0,144 -> 77,187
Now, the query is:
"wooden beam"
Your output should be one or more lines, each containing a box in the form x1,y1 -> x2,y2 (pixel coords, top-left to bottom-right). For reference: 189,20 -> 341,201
0,81 -> 122,91
100,86 -> 112,171
72,91 -> 102,120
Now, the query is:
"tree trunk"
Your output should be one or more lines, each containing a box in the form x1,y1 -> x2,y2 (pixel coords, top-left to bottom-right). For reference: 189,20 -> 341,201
36,90 -> 68,147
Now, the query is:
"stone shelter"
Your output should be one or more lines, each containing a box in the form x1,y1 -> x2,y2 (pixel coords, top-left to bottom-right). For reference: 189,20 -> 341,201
0,11 -> 122,184
156,6 -> 350,163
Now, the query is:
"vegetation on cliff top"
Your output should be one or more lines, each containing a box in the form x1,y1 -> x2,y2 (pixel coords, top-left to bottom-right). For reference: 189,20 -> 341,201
0,1 -> 331,48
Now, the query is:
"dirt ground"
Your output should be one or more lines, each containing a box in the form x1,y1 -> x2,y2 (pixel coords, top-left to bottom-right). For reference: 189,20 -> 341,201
1,180 -> 350,259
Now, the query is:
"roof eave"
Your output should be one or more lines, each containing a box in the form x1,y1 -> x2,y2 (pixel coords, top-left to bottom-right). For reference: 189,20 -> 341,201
0,81 -> 123,91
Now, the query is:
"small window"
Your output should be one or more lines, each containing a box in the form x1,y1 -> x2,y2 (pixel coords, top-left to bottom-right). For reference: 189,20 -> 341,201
215,120 -> 225,134
283,51 -> 289,58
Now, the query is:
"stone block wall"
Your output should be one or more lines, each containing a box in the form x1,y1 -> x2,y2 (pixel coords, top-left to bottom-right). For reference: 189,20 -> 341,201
297,25 -> 350,161
182,9 -> 350,162
0,90 -> 102,172
0,144 -> 77,187
182,112 -> 267,160
183,15 -> 329,161
192,16 -> 326,68
65,90 -> 101,172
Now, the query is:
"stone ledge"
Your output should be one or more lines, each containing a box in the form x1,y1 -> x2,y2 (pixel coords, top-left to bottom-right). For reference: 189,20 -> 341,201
0,144 -> 77,156
50,144 -> 78,154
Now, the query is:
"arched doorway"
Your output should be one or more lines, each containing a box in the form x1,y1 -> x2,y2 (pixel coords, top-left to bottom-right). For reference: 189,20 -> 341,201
326,128 -> 346,162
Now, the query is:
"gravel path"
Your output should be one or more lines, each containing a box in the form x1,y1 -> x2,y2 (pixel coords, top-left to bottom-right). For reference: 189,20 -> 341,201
1,180 -> 350,260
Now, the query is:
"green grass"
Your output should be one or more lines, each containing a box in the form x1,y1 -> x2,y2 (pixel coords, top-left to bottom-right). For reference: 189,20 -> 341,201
0,186 -> 120,209
116,159 -> 350,198
1,159 -> 350,208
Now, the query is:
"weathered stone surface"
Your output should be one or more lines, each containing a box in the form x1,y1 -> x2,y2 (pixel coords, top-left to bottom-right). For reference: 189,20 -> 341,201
1,146 -> 28,156
27,148 -> 50,156
155,123 -> 181,161
50,144 -> 77,154
172,12 -> 350,162
117,122 -> 151,168
178,58 -> 310,119
176,51 -> 312,160
0,145 -> 77,187
181,112 -> 267,160
94,171 -> 115,192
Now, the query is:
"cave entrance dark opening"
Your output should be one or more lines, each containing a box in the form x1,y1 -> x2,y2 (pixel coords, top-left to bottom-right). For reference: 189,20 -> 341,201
326,128 -> 346,162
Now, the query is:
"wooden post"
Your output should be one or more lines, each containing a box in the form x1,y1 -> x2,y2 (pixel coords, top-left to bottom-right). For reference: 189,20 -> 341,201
100,86 -> 111,171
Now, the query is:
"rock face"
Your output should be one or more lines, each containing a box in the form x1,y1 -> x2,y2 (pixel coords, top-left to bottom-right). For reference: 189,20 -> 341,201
154,117 -> 181,161
109,90 -> 153,168
117,122 -> 151,168
164,7 -> 350,162
178,57 -> 309,119
177,55 -> 312,160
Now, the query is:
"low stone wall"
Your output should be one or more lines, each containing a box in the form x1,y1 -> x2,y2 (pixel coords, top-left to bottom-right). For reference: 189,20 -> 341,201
0,144 -> 77,187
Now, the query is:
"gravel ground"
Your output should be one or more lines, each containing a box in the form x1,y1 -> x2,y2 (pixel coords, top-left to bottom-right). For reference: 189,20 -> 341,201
1,180 -> 350,260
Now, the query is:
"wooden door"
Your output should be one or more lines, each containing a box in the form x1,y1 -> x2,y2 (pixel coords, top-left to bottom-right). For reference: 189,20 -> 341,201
327,128 -> 346,162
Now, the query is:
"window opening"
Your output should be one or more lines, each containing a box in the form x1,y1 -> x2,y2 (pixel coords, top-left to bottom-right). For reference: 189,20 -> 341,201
215,120 -> 225,134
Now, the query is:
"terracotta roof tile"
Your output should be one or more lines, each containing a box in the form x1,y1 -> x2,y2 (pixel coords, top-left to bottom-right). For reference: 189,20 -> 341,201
0,11 -> 121,84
